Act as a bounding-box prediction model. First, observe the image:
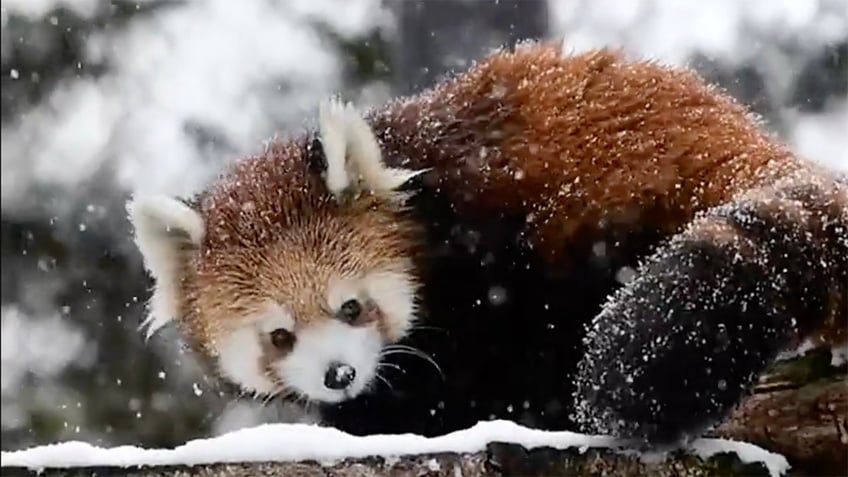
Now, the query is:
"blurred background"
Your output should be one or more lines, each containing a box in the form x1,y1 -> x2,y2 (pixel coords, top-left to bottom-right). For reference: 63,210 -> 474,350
1,0 -> 846,451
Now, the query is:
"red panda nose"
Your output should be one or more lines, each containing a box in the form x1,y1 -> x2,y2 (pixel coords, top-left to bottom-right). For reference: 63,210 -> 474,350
324,362 -> 356,390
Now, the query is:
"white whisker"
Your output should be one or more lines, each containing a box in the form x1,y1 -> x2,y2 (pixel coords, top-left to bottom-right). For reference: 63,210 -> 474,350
408,324 -> 446,334
377,362 -> 404,373
375,372 -> 394,391
381,344 -> 444,379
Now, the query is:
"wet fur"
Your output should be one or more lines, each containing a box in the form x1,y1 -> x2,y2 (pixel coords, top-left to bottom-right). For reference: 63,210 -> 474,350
130,42 -> 848,444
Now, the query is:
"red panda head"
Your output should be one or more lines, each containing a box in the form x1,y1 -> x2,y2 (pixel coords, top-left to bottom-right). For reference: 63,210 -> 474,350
127,100 -> 423,403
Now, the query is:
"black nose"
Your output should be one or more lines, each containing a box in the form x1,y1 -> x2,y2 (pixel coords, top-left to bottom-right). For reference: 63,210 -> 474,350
324,362 -> 356,390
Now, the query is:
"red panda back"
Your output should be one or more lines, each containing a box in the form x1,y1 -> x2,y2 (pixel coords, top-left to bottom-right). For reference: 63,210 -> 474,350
370,42 -> 799,264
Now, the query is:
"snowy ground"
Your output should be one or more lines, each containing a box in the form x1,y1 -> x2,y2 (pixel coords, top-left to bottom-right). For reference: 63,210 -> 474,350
0,420 -> 789,477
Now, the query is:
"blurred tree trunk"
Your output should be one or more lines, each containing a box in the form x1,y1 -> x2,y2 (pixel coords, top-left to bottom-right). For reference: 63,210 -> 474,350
386,0 -> 549,95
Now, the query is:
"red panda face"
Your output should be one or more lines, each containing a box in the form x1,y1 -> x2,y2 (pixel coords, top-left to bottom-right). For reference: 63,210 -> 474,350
128,99 -> 423,403
185,218 -> 416,402
194,242 -> 419,403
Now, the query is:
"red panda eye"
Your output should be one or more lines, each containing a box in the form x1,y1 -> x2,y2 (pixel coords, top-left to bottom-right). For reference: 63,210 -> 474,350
338,299 -> 362,323
269,328 -> 295,350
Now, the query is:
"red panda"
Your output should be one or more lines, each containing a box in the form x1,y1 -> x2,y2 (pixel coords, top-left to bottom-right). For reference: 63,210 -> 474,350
127,41 -> 847,445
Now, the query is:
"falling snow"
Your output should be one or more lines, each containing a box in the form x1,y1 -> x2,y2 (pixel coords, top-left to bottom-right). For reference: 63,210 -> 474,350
1,0 -> 845,473
487,285 -> 508,306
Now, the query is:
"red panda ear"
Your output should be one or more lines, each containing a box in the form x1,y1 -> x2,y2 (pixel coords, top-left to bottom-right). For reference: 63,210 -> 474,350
126,195 -> 204,338
318,98 -> 424,201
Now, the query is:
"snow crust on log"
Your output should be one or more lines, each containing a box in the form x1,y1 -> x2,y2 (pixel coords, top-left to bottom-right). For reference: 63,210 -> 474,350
1,420 -> 789,477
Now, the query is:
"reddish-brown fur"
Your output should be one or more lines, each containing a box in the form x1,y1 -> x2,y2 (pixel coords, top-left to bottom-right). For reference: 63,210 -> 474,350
370,43 -> 803,262
177,41 -> 845,375
366,41 -> 845,345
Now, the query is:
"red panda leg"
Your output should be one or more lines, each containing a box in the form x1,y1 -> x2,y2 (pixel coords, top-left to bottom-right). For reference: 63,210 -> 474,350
572,172 -> 847,445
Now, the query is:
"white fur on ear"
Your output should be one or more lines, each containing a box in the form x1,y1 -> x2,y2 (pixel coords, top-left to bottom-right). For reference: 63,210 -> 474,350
318,98 -> 423,198
318,99 -> 353,196
341,105 -> 425,192
126,195 -> 204,338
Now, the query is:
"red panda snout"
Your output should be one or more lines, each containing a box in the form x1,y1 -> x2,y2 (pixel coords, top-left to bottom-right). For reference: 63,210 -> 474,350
279,319 -> 383,402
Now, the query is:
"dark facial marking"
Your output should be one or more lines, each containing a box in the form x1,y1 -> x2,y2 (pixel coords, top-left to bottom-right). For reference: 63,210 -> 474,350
305,134 -> 327,176
336,298 -> 385,329
337,299 -> 363,324
270,328 -> 296,351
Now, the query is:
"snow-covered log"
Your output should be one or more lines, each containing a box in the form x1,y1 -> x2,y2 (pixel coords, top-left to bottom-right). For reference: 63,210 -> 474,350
3,348 -> 845,477
0,420 -> 788,477
714,346 -> 848,476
